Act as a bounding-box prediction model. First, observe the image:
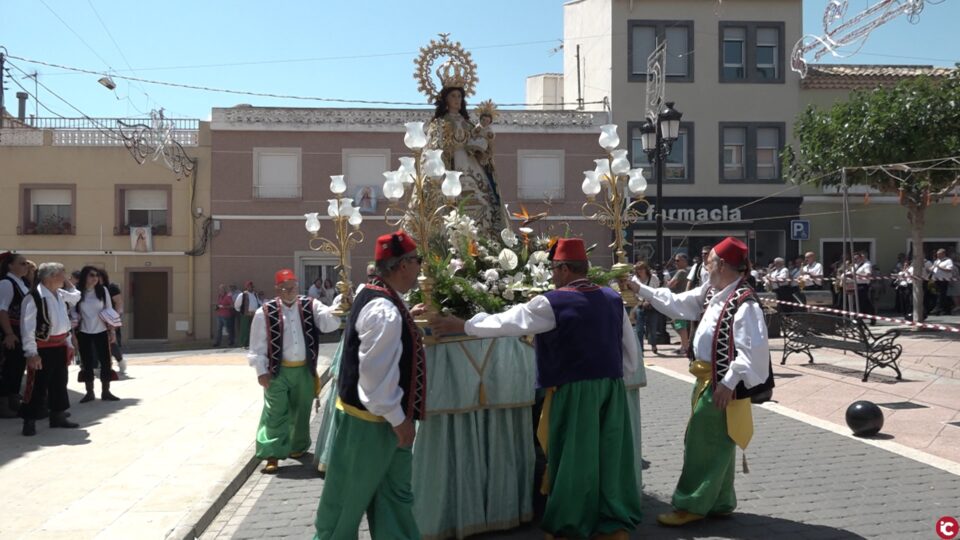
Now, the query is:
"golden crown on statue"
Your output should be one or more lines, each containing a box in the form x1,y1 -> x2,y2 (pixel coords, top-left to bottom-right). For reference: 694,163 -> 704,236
436,59 -> 471,91
414,33 -> 478,102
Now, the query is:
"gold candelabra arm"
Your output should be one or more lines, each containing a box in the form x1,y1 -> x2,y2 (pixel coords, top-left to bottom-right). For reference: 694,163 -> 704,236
308,234 -> 342,256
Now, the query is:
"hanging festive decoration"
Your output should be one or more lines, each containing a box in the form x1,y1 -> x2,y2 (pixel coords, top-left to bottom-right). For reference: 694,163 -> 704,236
117,109 -> 195,179
791,0 -> 946,77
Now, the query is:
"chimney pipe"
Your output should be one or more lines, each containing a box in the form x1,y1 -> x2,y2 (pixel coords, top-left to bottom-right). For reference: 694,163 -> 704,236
16,92 -> 28,123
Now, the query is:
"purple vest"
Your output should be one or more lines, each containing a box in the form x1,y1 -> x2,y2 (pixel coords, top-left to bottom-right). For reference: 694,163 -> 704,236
533,284 -> 625,388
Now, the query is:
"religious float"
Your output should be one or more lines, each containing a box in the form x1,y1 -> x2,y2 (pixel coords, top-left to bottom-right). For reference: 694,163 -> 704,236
309,34 -> 651,539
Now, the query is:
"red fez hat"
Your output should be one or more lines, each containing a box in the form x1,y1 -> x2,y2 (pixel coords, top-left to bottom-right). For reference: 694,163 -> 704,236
375,230 -> 418,262
714,237 -> 748,267
0,251 -> 12,265
274,269 -> 296,285
244,280 -> 254,288
548,238 -> 588,262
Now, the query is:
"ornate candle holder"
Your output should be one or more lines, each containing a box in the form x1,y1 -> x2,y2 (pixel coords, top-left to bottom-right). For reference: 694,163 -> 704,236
304,175 -> 364,315
581,124 -> 652,306
381,121 -> 463,320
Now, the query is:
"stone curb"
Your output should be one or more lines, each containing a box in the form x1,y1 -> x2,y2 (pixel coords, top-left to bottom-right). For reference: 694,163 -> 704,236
168,441 -> 260,540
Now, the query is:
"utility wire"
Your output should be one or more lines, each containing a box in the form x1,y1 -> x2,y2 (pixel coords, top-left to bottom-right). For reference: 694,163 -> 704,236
84,0 -> 151,115
6,73 -> 69,118
6,59 -> 121,139
6,53 -> 604,108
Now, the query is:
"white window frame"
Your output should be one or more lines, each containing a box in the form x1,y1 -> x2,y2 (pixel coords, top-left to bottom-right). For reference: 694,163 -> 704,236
517,149 -> 565,201
755,128 -> 780,180
30,188 -> 73,222
819,238 -> 877,265
723,128 -> 746,180
905,238 -> 960,259
722,27 -> 746,80
756,28 -> 779,80
342,148 -> 391,211
253,147 -> 302,199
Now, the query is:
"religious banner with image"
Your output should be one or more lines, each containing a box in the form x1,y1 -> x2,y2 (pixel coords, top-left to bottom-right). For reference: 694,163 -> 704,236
130,226 -> 153,252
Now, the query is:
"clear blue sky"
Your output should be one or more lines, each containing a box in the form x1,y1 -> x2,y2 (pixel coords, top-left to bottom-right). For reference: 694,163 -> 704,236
2,0 -> 957,120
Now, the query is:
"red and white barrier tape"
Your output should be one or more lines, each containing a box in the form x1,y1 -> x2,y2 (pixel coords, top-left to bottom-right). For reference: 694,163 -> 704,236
763,274 -> 960,283
760,298 -> 960,333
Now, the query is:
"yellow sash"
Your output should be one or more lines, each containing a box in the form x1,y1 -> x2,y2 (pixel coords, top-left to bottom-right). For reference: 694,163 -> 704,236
690,360 -> 753,450
536,387 -> 556,495
280,360 -> 323,396
281,360 -> 306,367
335,397 -> 386,423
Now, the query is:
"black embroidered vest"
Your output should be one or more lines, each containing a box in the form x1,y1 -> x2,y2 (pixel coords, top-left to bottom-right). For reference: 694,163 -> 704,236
707,280 -> 775,403
29,288 -> 52,341
3,276 -> 27,334
339,283 -> 426,421
262,296 -> 320,376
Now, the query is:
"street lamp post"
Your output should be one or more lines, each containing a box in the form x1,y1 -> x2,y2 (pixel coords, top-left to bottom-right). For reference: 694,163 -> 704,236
640,101 -> 682,277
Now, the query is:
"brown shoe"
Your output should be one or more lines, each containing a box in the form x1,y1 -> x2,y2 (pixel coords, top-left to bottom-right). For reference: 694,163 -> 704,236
289,451 -> 305,459
262,458 -> 279,474
656,510 -> 705,526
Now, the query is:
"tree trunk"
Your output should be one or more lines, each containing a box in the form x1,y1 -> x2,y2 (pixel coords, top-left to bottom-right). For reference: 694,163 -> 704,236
907,202 -> 926,324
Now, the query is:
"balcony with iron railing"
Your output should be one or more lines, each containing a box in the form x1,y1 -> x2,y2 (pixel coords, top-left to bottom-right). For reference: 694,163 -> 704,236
0,117 -> 200,147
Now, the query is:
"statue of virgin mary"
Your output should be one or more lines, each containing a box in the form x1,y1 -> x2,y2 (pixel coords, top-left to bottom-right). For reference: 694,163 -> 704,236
416,37 -> 507,236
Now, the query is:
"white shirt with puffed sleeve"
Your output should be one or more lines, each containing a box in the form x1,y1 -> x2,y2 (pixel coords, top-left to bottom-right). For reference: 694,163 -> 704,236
248,297 -> 341,377
635,280 -> 769,390
21,285 -> 78,357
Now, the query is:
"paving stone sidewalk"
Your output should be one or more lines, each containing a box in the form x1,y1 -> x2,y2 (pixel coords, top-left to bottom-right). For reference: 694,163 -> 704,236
201,370 -> 960,540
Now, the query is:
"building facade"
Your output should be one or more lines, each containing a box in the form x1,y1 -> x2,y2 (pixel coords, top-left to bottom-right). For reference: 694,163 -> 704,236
562,0 -> 806,263
0,114 -> 212,342
559,0 -> 958,279
208,106 -> 615,295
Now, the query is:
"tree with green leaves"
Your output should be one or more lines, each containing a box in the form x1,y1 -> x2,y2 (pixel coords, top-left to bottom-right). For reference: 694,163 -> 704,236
785,70 -> 960,323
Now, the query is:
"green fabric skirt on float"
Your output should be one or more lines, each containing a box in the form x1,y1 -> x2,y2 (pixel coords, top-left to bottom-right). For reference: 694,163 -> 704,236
314,334 -> 649,539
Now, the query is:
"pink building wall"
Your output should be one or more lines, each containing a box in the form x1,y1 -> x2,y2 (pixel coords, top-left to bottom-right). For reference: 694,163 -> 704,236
209,107 -> 614,298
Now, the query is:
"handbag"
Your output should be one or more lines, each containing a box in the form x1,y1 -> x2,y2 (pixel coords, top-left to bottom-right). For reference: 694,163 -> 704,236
99,307 -> 123,328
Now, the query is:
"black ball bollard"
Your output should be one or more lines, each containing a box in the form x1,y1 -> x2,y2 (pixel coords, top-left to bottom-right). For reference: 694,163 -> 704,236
845,400 -> 884,437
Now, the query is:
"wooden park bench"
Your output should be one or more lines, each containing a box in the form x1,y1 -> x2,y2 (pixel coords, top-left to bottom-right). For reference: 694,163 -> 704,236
780,312 -> 903,382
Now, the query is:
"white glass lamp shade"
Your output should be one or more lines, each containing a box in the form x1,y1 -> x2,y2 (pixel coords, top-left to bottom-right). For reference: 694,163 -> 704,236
339,198 -> 354,217
598,124 -> 620,151
384,181 -> 404,201
594,158 -> 611,182
382,170 -> 397,189
398,157 -> 416,183
326,199 -> 340,218
329,175 -> 347,195
441,171 -> 463,198
581,171 -> 602,197
627,168 -> 648,195
304,212 -> 321,234
423,149 -> 446,178
403,122 -> 427,150
348,206 -> 363,227
610,149 -> 630,175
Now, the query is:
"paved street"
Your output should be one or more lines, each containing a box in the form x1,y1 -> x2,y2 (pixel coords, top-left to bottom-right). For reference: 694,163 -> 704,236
0,354 -> 264,540
202,366 -> 960,539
